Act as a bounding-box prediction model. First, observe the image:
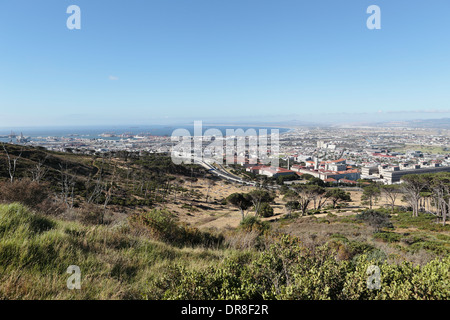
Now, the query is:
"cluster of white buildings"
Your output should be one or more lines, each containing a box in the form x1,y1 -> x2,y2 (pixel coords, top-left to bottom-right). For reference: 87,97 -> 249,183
289,158 -> 360,183
245,165 -> 296,179
361,161 -> 450,184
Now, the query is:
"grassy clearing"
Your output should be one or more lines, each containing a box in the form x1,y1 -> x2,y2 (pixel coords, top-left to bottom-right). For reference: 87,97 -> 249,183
391,212 -> 449,232
391,144 -> 448,154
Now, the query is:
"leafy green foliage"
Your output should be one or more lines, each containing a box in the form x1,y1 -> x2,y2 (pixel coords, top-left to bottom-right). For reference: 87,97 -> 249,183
307,177 -> 325,187
356,210 -> 394,232
1,203 -> 449,300
392,212 -> 449,232
149,234 -> 450,300
325,188 -> 351,208
226,193 -> 252,220
257,202 -> 274,217
361,185 -> 381,209
239,216 -> 270,232
373,232 -> 402,243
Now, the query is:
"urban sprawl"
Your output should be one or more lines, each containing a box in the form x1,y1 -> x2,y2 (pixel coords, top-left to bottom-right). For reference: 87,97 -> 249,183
5,126 -> 450,185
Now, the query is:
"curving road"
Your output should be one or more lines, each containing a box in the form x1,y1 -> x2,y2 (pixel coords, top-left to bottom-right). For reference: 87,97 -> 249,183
194,158 -> 256,186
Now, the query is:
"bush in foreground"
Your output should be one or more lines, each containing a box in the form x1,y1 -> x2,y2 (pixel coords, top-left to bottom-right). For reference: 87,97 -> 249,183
1,204 -> 448,300
149,235 -> 450,300
0,203 -> 227,299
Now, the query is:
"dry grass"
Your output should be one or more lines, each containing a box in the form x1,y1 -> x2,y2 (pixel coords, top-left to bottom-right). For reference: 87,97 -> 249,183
0,203 -> 239,299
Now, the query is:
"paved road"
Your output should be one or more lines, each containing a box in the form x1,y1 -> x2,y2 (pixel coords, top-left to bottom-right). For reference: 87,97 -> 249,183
194,158 -> 257,186
194,158 -> 280,190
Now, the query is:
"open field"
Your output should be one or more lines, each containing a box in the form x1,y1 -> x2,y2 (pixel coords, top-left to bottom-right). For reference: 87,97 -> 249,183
160,178 -> 410,232
391,144 -> 449,154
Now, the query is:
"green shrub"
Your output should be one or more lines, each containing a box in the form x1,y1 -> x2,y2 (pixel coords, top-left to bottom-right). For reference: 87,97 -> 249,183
410,241 -> 450,256
373,232 -> 402,243
328,235 -> 375,261
391,212 -> 449,232
364,249 -> 388,263
239,216 -> 269,232
151,234 -> 450,300
1,203 -> 449,300
436,234 -> 450,241
401,235 -> 426,245
257,202 -> 274,218
130,210 -> 223,248
0,203 -> 229,299
356,210 -> 393,232
330,233 -> 348,242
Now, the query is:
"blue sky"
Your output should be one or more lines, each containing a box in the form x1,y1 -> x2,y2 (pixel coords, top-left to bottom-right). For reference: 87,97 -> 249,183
1,0 -> 450,126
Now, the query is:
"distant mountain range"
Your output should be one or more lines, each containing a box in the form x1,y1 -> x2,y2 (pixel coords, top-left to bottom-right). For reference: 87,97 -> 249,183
209,117 -> 450,129
372,118 -> 450,129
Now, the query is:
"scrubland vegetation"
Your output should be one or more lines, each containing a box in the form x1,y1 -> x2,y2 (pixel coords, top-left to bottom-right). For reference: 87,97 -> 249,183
0,144 -> 448,300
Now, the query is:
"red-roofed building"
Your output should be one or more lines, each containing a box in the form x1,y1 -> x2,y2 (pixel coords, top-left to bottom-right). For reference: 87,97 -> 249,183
291,159 -> 360,182
372,153 -> 396,158
339,179 -> 358,184
246,165 -> 297,178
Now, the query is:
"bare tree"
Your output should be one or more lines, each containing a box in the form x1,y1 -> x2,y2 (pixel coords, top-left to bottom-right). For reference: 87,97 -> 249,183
429,173 -> 450,225
30,155 -> 49,183
381,185 -> 401,214
100,163 -> 117,224
2,144 -> 22,183
172,179 -> 181,201
177,179 -> 185,200
59,163 -> 76,209
401,175 -> 426,217
85,169 -> 104,204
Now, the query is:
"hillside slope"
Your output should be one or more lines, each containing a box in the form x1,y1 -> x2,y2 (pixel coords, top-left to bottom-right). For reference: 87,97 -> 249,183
1,203 -> 448,300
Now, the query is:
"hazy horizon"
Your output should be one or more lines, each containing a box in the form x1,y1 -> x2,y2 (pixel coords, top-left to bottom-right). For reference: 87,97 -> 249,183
2,114 -> 450,130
